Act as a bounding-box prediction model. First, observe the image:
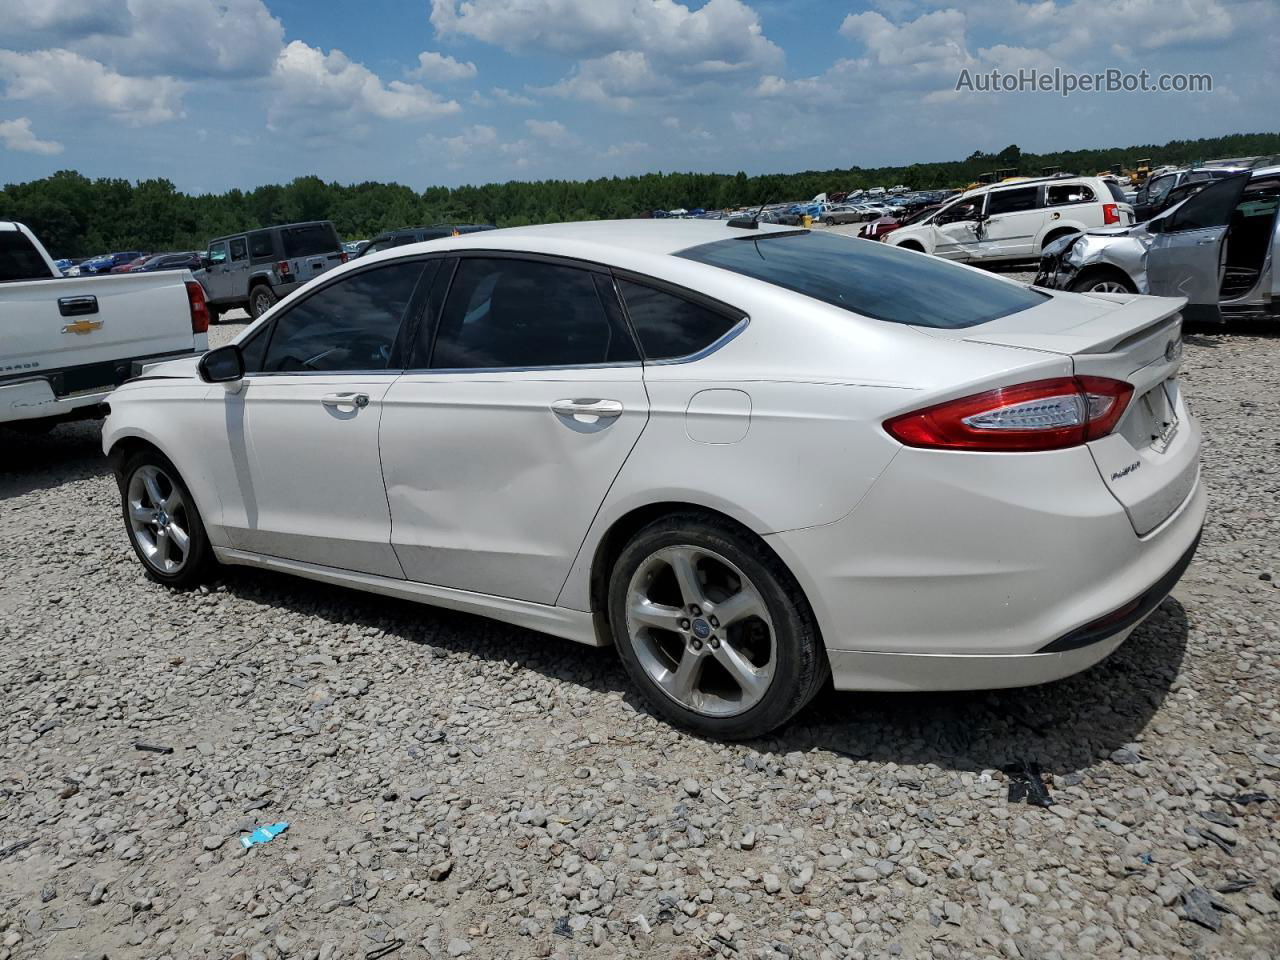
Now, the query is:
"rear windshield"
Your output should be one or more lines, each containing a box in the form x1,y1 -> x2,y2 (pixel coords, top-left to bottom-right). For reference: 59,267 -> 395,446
281,222 -> 341,258
677,231 -> 1046,329
0,230 -> 55,282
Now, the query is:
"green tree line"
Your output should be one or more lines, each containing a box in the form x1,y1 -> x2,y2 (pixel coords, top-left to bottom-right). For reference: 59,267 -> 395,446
3,131 -> 1277,258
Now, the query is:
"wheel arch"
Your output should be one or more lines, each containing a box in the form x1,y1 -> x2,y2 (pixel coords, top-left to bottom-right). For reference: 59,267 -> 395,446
1040,224 -> 1082,251
583,500 -> 819,644
105,430 -> 222,539
1070,263 -> 1138,293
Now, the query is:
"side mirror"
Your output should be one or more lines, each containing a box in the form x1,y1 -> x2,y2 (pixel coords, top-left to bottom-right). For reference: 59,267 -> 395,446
198,344 -> 245,383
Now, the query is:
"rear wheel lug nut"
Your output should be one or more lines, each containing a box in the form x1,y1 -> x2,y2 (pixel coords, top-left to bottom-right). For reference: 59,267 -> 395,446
679,619 -> 691,630
710,638 -> 721,649
690,605 -> 702,616
709,616 -> 719,628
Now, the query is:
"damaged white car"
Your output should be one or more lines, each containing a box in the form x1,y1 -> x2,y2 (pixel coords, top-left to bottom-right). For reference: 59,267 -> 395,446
1036,169 -> 1280,323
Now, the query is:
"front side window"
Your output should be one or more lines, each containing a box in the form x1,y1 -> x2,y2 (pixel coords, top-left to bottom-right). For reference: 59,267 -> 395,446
256,260 -> 426,373
230,238 -> 248,262
208,241 -> 228,266
935,198 -> 981,223
1046,183 -> 1095,206
678,231 -> 1046,329
986,186 -> 1040,215
429,258 -> 637,369
617,280 -> 739,360
1147,175 -> 1176,203
1164,174 -> 1249,232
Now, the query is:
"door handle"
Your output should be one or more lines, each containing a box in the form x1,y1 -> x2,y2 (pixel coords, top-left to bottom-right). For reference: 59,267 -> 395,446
1196,238 -> 1216,245
58,295 -> 98,317
321,392 -> 369,409
551,399 -> 623,421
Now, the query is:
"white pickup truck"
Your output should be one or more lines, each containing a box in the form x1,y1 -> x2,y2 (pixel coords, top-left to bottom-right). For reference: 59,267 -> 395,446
1,221 -> 209,432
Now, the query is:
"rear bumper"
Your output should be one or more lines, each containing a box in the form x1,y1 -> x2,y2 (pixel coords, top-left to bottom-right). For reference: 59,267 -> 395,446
766,442 -> 1206,692
0,347 -> 202,424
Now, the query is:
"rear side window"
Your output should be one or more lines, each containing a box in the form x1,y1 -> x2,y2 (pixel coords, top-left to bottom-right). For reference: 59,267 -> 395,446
617,280 -> 739,360
230,238 -> 248,262
1104,181 -> 1129,204
281,223 -> 341,258
430,258 -> 637,369
0,231 -> 55,281
249,232 -> 274,258
1046,183 -> 1095,206
986,186 -> 1040,215
257,261 -> 425,373
678,232 -> 1046,329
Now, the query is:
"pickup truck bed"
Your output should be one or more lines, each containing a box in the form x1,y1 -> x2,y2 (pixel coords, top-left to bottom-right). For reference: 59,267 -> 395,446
2,221 -> 208,429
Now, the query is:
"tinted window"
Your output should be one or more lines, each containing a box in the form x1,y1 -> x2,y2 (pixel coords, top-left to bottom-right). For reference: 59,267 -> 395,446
258,261 -> 425,373
1165,175 -> 1249,232
0,230 -> 55,281
936,198 -> 981,223
281,222 -> 340,258
618,280 -> 738,360
230,238 -> 248,262
678,232 -> 1046,329
249,232 -> 274,258
986,186 -> 1040,215
430,258 -> 636,369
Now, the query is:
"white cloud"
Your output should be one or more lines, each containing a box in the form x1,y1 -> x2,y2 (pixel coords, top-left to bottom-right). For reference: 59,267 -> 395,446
269,41 -> 461,137
525,118 -> 575,145
409,50 -> 477,83
540,50 -> 671,107
0,116 -> 63,155
0,0 -> 129,41
491,86 -> 537,107
431,0 -> 782,70
0,48 -> 185,124
601,140 -> 646,158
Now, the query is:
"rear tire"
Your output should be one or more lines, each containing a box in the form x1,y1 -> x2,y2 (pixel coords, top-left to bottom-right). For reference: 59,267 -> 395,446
249,284 -> 278,319
207,305 -> 221,325
607,513 -> 828,740
118,448 -> 214,588
823,217 -> 836,226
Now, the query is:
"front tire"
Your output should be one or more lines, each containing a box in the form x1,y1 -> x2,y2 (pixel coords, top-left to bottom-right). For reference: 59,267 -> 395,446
249,284 -> 278,319
608,514 -> 827,740
1069,271 -> 1136,294
118,449 -> 214,588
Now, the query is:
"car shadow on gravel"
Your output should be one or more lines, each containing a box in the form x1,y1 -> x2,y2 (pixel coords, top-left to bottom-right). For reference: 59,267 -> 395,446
217,561 -> 1188,782
0,420 -> 110,501
780,596 -> 1190,778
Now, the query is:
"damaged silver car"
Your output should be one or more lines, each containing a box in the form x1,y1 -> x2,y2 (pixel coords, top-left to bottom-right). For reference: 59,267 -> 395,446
1036,169 -> 1280,323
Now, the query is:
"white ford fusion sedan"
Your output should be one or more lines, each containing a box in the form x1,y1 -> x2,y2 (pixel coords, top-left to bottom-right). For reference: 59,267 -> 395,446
103,220 -> 1205,739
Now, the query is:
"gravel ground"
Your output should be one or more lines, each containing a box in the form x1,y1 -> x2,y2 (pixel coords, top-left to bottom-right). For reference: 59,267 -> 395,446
1,309 -> 1277,960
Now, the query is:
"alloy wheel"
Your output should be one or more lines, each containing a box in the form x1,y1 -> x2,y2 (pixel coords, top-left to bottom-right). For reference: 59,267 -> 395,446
625,545 -> 775,718
253,289 -> 272,316
1088,280 -> 1130,294
126,465 -> 192,575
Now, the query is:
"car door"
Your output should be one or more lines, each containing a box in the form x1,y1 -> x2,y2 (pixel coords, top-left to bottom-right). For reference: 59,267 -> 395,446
379,255 -> 649,604
929,197 -> 983,259
1146,173 -> 1250,323
215,258 -> 433,577
203,241 -> 231,302
977,185 -> 1045,259
226,236 -> 251,300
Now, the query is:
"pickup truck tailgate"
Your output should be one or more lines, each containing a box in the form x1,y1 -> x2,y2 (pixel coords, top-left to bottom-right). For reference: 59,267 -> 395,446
4,271 -> 197,392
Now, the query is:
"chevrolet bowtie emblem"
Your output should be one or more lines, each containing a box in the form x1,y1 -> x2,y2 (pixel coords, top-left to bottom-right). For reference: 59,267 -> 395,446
62,319 -> 104,335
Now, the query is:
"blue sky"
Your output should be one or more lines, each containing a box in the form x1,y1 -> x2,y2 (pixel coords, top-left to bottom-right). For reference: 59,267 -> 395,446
0,0 -> 1275,193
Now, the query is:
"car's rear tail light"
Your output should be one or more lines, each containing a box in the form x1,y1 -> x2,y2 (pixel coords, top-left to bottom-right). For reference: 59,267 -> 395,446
185,280 -> 209,335
884,376 -> 1134,451
276,260 -> 292,276
339,252 -> 349,263
1102,202 -> 1120,225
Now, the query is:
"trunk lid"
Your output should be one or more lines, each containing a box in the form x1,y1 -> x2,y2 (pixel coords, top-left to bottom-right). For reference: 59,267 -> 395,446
926,290 -> 1196,535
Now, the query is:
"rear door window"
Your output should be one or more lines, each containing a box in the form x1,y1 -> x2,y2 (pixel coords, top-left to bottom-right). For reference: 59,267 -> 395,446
1046,183 -> 1096,206
986,186 -> 1040,215
616,280 -> 740,360
249,232 -> 274,259
678,231 -> 1046,329
0,230 -> 55,281
230,238 -> 248,262
429,258 -> 637,369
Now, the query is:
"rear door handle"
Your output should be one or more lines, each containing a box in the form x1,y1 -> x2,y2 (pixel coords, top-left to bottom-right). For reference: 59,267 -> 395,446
1196,238 -> 1216,245
321,392 -> 369,409
58,295 -> 98,317
551,399 -> 623,421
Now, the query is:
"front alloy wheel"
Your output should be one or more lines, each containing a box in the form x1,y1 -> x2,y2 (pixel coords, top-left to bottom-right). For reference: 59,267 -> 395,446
127,464 -> 193,575
626,545 -> 775,717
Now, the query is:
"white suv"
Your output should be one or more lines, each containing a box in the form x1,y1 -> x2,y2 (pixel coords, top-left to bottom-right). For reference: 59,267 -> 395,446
886,176 -> 1135,263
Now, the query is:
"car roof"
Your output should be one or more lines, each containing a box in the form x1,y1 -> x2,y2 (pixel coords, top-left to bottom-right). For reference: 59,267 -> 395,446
394,218 -> 803,258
